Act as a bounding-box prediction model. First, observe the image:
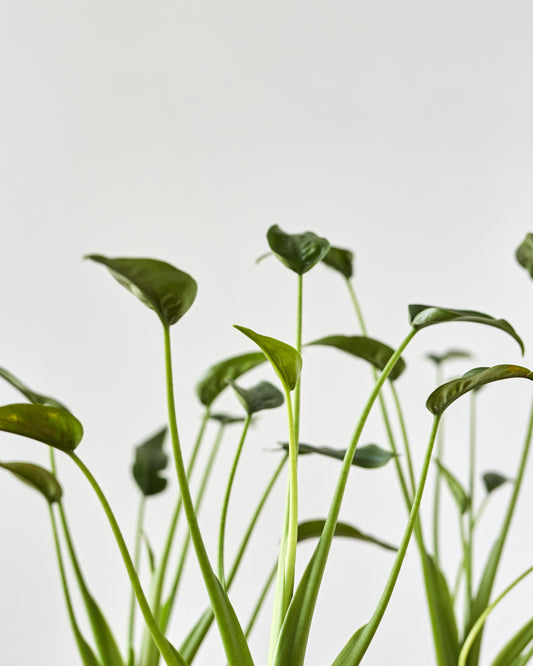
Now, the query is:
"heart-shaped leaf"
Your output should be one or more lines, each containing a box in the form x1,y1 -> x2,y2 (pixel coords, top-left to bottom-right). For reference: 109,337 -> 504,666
409,305 -> 524,354
307,335 -> 406,381
516,233 -> 533,278
321,246 -> 354,279
482,471 -> 511,494
0,461 -> 62,503
426,365 -> 533,416
0,404 -> 83,451
132,427 -> 168,496
234,326 -> 302,392
426,349 -> 472,365
267,225 -> 330,275
196,352 -> 267,407
0,367 -> 68,410
209,413 -> 247,425
230,380 -> 284,415
280,442 -> 396,469
87,255 -> 197,327
435,460 -> 469,514
297,519 -> 397,551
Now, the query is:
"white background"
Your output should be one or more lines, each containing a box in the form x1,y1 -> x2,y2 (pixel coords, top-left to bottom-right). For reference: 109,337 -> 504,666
3,2 -> 533,664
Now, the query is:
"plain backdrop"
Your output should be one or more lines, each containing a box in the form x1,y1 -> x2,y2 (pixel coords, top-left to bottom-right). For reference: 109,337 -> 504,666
3,2 -> 533,664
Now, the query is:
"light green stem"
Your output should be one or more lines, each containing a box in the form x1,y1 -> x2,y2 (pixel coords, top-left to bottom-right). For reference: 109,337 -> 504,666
390,383 -> 417,495
465,392 -> 477,623
246,563 -> 278,638
432,362 -> 444,567
283,389 -> 298,610
128,495 -> 146,664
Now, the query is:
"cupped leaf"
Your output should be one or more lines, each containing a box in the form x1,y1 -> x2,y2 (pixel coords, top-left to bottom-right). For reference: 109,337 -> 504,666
435,460 -> 469,514
0,461 -> 62,503
0,404 -> 83,451
280,442 -> 396,469
196,352 -> 266,407
426,349 -> 472,365
297,520 -> 397,551
87,255 -> 197,327
482,471 -> 511,494
234,326 -> 302,392
321,246 -> 354,279
307,335 -> 406,381
426,365 -> 533,416
230,380 -> 284,415
132,427 -> 168,496
267,225 -> 330,275
516,233 -> 533,278
409,305 -> 524,354
0,367 -> 68,410
209,413 -> 247,425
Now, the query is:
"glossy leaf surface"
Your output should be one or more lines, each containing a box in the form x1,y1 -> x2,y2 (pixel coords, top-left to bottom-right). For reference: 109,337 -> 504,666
267,225 -> 330,275
234,326 -> 302,391
297,519 -> 396,551
426,350 -> 472,365
0,367 -> 68,410
409,305 -> 524,354
196,351 -> 266,407
321,246 -> 354,279
0,461 -> 62,503
0,404 -> 83,451
435,460 -> 469,514
482,471 -> 510,494
307,335 -> 406,381
516,233 -> 533,278
282,442 -> 396,469
132,427 -> 168,496
230,380 -> 284,415
426,365 -> 533,415
87,255 -> 197,327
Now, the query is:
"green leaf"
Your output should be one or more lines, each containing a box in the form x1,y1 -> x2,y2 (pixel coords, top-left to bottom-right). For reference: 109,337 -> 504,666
297,520 -> 397,551
86,255 -> 197,327
491,617 -> 533,666
307,335 -> 406,381
266,225 -> 330,275
83,593 -> 125,666
209,413 -> 247,425
426,350 -> 473,365
0,461 -> 62,503
516,233 -> 533,279
426,365 -> 533,416
409,305 -> 524,354
230,380 -> 284,415
0,404 -> 83,452
482,471 -> 511,494
435,460 -> 469,514
141,531 -> 156,573
132,427 -> 168,496
283,442 -> 396,469
196,351 -> 267,407
0,367 -> 68,410
321,246 -> 354,279
234,326 -> 302,392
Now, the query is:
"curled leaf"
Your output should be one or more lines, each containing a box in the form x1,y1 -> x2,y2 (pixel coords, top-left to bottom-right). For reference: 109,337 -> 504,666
0,367 -> 68,410
196,352 -> 266,407
426,365 -> 533,416
267,225 -> 330,275
132,427 -> 168,496
321,246 -> 354,279
435,460 -> 469,514
409,305 -> 524,354
234,326 -> 302,392
297,519 -> 397,551
280,442 -> 396,469
307,335 -> 406,381
87,255 -> 197,327
0,404 -> 83,451
425,349 -> 472,366
0,461 -> 62,503
516,233 -> 533,279
230,380 -> 284,415
482,472 -> 511,494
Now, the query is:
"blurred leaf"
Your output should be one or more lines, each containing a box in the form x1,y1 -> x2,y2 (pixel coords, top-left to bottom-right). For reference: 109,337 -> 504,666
0,404 -> 83,452
491,617 -> 533,666
435,460 -> 469,514
297,519 -> 397,551
321,246 -> 354,279
0,367 -> 68,410
267,225 -> 330,275
482,472 -> 511,494
230,380 -> 284,415
196,352 -> 266,407
409,305 -> 524,354
132,427 -> 168,496
234,326 -> 302,391
0,461 -> 62,503
426,365 -> 533,416
516,233 -> 533,279
142,531 -> 156,573
280,442 -> 396,469
307,335 -> 406,381
209,413 -> 246,425
87,255 -> 197,327
426,350 -> 472,365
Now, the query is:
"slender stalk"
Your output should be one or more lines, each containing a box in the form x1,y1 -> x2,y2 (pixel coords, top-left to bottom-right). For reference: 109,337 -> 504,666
128,495 -> 146,664
294,273 -> 303,445
465,392 -> 477,624
67,452 -> 184,666
245,563 -> 278,638
218,415 -> 251,587
432,362 -> 444,566
346,278 -> 367,333
390,383 -> 417,494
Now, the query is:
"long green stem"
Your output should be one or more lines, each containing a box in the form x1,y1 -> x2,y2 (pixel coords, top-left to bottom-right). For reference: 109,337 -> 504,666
246,563 -> 278,638
465,392 -> 477,624
218,415 -> 251,587
67,452 -> 184,666
390,383 -> 417,495
433,363 -> 444,566
128,495 -> 146,664
294,273 -> 303,445
163,325 -> 253,666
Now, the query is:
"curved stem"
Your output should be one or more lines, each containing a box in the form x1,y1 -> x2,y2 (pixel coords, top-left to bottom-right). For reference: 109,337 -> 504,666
432,363 -> 444,566
390,383 -> 417,495
128,495 -> 146,664
465,392 -> 477,623
246,563 -> 278,638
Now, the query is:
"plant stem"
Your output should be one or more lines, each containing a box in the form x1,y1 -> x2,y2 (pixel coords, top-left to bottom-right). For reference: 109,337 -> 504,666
283,389 -> 298,610
465,392 -> 477,624
432,362 -> 444,567
246,563 -> 278,638
128,495 -> 146,664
